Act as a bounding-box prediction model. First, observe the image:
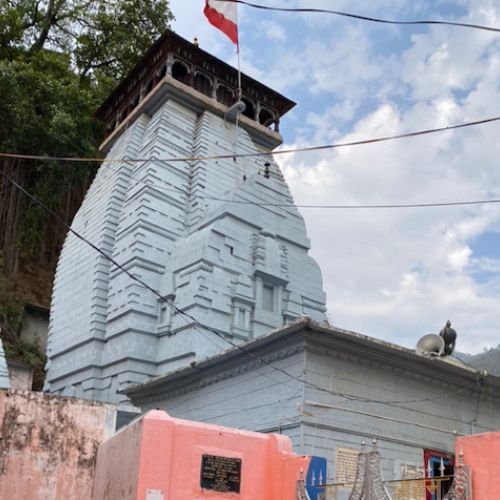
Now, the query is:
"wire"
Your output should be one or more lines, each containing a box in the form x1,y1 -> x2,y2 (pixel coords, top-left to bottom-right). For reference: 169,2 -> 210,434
204,197 -> 500,210
305,400 -> 466,436
99,159 -> 500,211
1,114 -> 500,165
228,0 -> 500,34
0,169 -> 489,410
96,155 -> 500,211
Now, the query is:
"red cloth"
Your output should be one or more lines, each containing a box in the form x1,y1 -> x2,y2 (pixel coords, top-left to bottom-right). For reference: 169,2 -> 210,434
204,0 -> 238,45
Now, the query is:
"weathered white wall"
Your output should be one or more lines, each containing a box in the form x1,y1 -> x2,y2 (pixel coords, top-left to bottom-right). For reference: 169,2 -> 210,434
46,94 -> 326,406
0,390 -> 116,500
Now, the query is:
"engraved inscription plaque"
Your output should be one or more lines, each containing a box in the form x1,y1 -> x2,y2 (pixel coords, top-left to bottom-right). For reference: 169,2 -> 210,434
200,454 -> 242,493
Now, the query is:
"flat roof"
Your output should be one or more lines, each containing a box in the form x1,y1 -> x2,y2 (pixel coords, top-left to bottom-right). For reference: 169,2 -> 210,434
122,317 -> 499,398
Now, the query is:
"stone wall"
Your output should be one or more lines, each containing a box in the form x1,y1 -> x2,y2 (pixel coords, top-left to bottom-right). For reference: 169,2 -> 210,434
456,431 -> 500,499
0,390 -> 116,500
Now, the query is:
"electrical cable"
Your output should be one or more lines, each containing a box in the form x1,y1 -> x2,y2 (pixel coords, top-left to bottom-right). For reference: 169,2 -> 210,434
98,159 -> 500,211
0,169 -> 491,409
227,0 -> 500,34
1,114 -> 500,165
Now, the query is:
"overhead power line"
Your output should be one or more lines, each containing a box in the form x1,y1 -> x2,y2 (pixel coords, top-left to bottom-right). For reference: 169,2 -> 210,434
95,161 -> 500,211
0,115 -> 499,165
204,196 -> 500,210
228,0 -> 500,34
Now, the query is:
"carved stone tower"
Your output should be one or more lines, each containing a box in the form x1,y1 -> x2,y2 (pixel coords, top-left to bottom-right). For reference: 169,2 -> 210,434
46,31 -> 326,406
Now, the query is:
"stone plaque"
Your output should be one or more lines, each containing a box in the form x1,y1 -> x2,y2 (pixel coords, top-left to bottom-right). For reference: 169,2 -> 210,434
200,454 -> 242,493
335,447 -> 359,483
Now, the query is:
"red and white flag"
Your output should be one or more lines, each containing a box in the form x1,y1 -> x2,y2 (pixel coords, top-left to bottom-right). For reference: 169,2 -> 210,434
204,0 -> 238,45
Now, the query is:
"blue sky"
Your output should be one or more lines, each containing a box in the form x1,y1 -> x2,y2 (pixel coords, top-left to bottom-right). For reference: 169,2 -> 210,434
169,0 -> 500,353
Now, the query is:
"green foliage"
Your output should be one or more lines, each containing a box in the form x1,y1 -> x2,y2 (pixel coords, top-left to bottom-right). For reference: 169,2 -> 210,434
0,0 -> 173,267
0,51 -> 102,154
0,275 -> 22,335
0,0 -> 174,79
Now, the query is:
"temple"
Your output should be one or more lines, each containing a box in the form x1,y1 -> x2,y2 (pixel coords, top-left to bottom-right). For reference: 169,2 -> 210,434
45,31 -> 327,407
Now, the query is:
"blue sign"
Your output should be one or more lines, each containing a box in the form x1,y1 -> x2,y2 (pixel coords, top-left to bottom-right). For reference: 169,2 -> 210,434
306,456 -> 328,499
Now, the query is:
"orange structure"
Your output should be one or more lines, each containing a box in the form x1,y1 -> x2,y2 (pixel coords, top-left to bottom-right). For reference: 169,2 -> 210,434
456,430 -> 500,500
92,410 -> 309,500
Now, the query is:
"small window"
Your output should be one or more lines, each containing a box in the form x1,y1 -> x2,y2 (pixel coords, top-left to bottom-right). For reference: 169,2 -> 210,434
159,305 -> 168,324
216,85 -> 234,107
241,97 -> 255,120
237,308 -> 247,329
172,61 -> 189,84
259,108 -> 275,128
193,72 -> 213,97
262,284 -> 274,312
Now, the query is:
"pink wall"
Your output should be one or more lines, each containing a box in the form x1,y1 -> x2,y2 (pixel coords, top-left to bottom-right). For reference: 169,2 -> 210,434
456,431 -> 500,500
93,410 -> 309,500
0,390 -> 116,500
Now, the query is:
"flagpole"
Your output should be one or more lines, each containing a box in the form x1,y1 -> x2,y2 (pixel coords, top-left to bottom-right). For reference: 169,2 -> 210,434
237,41 -> 242,100
234,40 -> 242,161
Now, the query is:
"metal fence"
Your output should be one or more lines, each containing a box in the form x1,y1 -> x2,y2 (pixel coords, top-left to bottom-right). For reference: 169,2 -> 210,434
315,476 -> 453,500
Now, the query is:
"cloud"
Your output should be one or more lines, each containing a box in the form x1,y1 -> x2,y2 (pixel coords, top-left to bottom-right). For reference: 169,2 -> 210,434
259,20 -> 288,43
168,0 -> 500,353
276,0 -> 500,352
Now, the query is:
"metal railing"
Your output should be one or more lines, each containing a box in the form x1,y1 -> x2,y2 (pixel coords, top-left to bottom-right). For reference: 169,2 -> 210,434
313,476 -> 453,500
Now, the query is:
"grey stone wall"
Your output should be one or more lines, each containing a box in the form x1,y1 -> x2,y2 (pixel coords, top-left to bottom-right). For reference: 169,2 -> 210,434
130,329 -> 500,483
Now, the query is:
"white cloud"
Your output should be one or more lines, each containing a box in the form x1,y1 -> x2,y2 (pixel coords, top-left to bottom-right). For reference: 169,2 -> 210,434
168,0 -> 500,353
280,32 -> 500,353
259,20 -> 288,43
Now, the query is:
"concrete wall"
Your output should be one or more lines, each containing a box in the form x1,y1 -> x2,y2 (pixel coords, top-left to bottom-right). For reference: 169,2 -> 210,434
0,390 -> 116,500
6,361 -> 33,391
20,305 -> 49,353
303,347 -> 500,482
92,409 -> 308,500
456,431 -> 500,500
137,348 -> 306,450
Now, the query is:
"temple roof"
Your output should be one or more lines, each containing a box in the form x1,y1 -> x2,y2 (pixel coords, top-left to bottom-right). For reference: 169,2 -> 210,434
121,317 -> 497,401
96,30 -> 296,132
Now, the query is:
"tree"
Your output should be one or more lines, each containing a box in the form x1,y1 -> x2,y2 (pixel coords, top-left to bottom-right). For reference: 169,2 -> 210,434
0,0 -> 174,79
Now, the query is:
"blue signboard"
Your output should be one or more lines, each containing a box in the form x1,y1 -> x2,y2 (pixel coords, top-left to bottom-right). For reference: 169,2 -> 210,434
306,456 -> 328,499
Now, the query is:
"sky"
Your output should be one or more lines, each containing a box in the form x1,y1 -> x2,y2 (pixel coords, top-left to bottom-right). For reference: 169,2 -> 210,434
168,0 -> 500,353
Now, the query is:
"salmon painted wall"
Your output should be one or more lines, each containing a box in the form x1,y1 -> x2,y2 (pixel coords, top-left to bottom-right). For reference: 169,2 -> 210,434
0,390 -> 116,500
456,431 -> 500,500
93,410 -> 310,500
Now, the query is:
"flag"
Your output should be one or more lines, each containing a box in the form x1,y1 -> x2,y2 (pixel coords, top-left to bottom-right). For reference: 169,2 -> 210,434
204,0 -> 238,45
